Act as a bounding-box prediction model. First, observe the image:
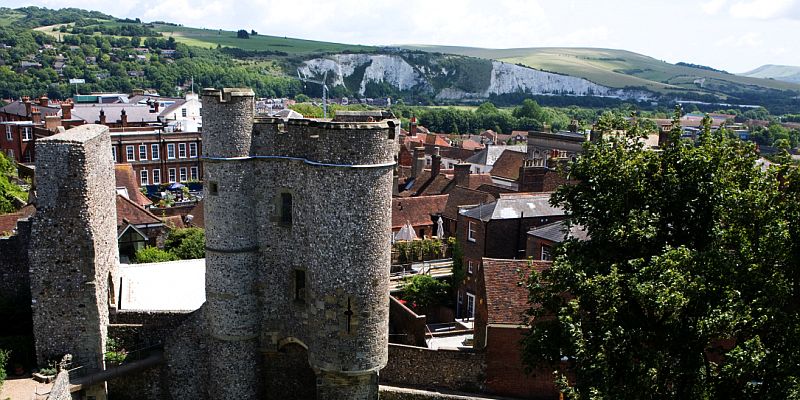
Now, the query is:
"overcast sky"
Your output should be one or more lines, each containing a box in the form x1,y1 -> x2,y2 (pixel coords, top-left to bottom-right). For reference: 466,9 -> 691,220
5,0 -> 800,72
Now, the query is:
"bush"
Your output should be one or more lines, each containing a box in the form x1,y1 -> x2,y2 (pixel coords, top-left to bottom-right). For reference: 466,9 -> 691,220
163,228 -> 205,259
104,338 -> 127,365
135,246 -> 178,263
0,348 -> 8,389
401,274 -> 450,313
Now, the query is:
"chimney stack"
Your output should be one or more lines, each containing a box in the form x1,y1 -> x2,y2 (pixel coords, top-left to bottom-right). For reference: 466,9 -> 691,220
121,109 -> 128,127
454,163 -> 471,187
431,147 -> 442,177
99,109 -> 106,125
23,97 -> 32,118
60,100 -> 73,120
409,116 -> 417,137
38,94 -> 49,108
44,115 -> 61,130
31,107 -> 41,124
412,146 -> 426,178
519,158 -> 547,192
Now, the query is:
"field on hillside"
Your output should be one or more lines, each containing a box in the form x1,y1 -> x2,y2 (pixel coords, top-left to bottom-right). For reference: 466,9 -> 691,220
0,10 -> 24,26
405,45 -> 800,94
154,25 -> 375,55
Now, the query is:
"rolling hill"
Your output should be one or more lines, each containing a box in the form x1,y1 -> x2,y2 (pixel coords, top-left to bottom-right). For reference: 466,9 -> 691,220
741,65 -> 800,84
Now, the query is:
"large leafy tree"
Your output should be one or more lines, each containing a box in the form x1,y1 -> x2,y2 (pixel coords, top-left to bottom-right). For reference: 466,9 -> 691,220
523,109 -> 800,399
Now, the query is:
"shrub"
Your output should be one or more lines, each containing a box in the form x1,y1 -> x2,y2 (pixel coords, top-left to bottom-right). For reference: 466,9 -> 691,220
104,338 -> 127,365
135,246 -> 178,263
401,274 -> 450,313
0,349 -> 8,389
164,228 -> 205,259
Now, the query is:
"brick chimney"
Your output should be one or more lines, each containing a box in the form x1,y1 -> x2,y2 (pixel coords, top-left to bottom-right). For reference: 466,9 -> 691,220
409,116 -> 417,137
431,146 -> 442,177
121,109 -> 128,127
44,115 -> 61,130
454,163 -> 471,187
31,107 -> 41,124
412,146 -> 425,178
22,97 -> 32,118
99,109 -> 106,125
519,158 -> 547,192
38,94 -> 49,108
60,100 -> 72,120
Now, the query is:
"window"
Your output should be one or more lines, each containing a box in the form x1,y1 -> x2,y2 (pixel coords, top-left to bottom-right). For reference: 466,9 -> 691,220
178,143 -> 186,158
181,108 -> 187,118
167,143 -> 175,159
168,168 -> 176,183
6,149 -> 13,159
467,221 -> 477,242
280,192 -> 293,226
466,293 -> 475,319
294,269 -> 306,302
140,169 -> 148,186
152,169 -> 161,184
209,181 -> 218,195
189,142 -> 198,158
112,145 -> 117,162
179,167 -> 187,182
5,125 -> 10,141
151,144 -> 160,160
22,127 -> 32,141
190,166 -> 198,181
126,145 -> 135,161
138,145 -> 147,160
541,245 -> 552,261
468,260 -> 473,274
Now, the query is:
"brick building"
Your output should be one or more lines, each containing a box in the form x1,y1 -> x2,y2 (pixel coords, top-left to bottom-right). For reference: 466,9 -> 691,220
455,193 -> 565,318
526,220 -> 588,261
475,258 -> 563,399
110,129 -> 202,187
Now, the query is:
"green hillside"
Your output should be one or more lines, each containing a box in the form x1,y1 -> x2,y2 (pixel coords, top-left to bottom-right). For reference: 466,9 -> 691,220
741,64 -> 800,84
403,45 -> 800,93
154,25 -> 375,55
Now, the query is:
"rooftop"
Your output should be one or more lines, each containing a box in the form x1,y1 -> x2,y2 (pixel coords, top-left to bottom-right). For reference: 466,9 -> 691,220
460,193 -> 562,222
528,220 -> 589,243
118,259 -> 205,311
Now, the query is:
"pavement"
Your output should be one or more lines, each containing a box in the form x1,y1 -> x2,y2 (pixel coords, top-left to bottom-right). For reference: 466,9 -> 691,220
0,375 -> 52,400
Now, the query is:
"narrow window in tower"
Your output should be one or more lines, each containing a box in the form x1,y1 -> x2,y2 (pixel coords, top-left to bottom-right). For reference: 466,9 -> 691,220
280,192 -> 292,226
209,181 -> 219,196
294,269 -> 306,302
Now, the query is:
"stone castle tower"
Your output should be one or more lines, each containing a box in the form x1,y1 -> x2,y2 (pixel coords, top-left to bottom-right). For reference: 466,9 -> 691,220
201,88 -> 397,399
28,124 -> 119,372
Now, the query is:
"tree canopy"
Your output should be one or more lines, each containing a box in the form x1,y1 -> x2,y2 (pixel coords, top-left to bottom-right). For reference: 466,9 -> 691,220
523,109 -> 800,399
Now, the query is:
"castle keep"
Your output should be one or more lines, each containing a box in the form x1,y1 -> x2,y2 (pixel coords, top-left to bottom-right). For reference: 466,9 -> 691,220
200,88 -> 397,399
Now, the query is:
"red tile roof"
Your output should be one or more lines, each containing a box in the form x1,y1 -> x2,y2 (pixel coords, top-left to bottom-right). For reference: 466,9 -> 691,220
392,195 -> 448,230
0,204 -> 35,235
481,258 -> 551,325
115,164 -> 152,206
116,194 -> 162,228
461,139 -> 485,151
490,150 -> 526,181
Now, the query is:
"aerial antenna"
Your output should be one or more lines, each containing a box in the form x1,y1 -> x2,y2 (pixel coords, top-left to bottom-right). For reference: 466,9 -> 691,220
296,68 -> 330,119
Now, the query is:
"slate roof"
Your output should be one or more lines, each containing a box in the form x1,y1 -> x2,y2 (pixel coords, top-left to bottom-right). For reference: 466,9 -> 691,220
489,150 -> 525,181
0,101 -> 60,118
158,99 -> 188,118
475,184 -> 514,197
461,193 -> 562,222
116,194 -> 162,230
71,104 -> 159,124
465,145 -> 526,166
442,186 -> 494,221
527,220 -> 589,243
481,258 -> 550,325
392,195 -> 448,229
115,164 -> 153,206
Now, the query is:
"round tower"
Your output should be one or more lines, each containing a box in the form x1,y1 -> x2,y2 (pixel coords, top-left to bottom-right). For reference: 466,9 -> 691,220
201,88 -> 261,399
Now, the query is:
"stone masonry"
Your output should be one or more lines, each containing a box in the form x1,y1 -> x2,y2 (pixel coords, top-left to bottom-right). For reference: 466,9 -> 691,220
28,124 -> 119,371
200,88 -> 398,399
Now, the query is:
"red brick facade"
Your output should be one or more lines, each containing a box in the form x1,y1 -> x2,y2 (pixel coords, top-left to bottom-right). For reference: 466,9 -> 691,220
110,131 -> 202,187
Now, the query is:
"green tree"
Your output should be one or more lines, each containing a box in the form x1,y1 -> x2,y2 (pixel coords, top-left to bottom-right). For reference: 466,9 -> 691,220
236,29 -> 249,39
522,108 -> 800,399
163,227 -> 205,259
401,274 -> 449,313
135,246 -> 178,263
0,348 -> 8,390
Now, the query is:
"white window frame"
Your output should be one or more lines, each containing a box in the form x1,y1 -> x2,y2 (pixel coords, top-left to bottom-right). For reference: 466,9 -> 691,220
541,244 -> 552,261
167,143 -> 175,159
138,144 -> 147,160
6,149 -> 14,159
152,169 -> 161,185
190,166 -> 198,181
5,125 -> 11,141
466,293 -> 475,318
468,260 -> 473,274
22,127 -> 32,141
151,143 -> 160,160
140,169 -> 148,186
178,143 -> 186,158
111,145 -> 117,162
168,168 -> 176,183
126,145 -> 135,161
179,167 -> 187,182
189,142 -> 198,158
467,221 -> 477,242
181,108 -> 187,118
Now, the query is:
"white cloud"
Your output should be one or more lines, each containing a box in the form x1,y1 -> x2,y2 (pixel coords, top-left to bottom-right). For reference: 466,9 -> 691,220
715,31 -> 763,47
729,0 -> 800,19
702,0 -> 728,14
